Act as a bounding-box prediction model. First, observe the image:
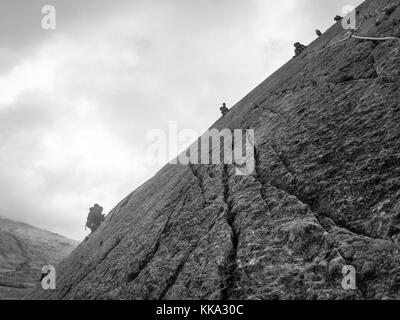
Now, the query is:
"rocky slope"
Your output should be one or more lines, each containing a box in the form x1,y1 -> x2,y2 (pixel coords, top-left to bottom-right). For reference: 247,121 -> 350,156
33,0 -> 400,300
0,217 -> 78,299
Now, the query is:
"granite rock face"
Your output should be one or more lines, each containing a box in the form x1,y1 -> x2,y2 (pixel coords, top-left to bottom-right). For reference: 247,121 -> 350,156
33,0 -> 400,300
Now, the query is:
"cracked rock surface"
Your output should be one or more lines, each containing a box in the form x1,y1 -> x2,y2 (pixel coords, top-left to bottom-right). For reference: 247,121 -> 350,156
32,0 -> 400,300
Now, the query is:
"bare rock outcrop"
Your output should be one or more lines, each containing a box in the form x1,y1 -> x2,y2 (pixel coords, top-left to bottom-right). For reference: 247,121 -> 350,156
32,0 -> 400,300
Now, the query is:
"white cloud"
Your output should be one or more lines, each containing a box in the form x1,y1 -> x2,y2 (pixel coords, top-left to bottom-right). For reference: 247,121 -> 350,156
0,50 -> 58,105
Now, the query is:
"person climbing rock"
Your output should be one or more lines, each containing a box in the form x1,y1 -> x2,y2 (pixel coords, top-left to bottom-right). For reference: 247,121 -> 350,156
85,203 -> 105,233
316,29 -> 322,37
220,103 -> 230,116
334,15 -> 343,22
294,42 -> 307,57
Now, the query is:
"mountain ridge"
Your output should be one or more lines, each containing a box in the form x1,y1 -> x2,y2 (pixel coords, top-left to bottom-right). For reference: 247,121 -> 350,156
0,216 -> 78,299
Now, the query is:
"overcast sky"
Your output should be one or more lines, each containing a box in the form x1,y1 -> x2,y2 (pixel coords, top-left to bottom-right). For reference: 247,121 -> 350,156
0,0 -> 364,240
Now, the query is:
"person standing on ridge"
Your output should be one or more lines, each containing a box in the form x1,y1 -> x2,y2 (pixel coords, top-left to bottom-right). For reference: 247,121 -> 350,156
334,15 -> 343,22
294,42 -> 307,57
220,103 -> 230,116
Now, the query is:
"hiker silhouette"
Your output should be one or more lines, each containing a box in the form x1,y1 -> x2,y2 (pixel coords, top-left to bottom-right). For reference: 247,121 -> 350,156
85,204 -> 105,233
220,103 -> 230,116
294,42 -> 307,56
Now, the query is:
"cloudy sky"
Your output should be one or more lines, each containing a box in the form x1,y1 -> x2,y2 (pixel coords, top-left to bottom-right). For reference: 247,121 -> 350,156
0,0 -> 364,240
